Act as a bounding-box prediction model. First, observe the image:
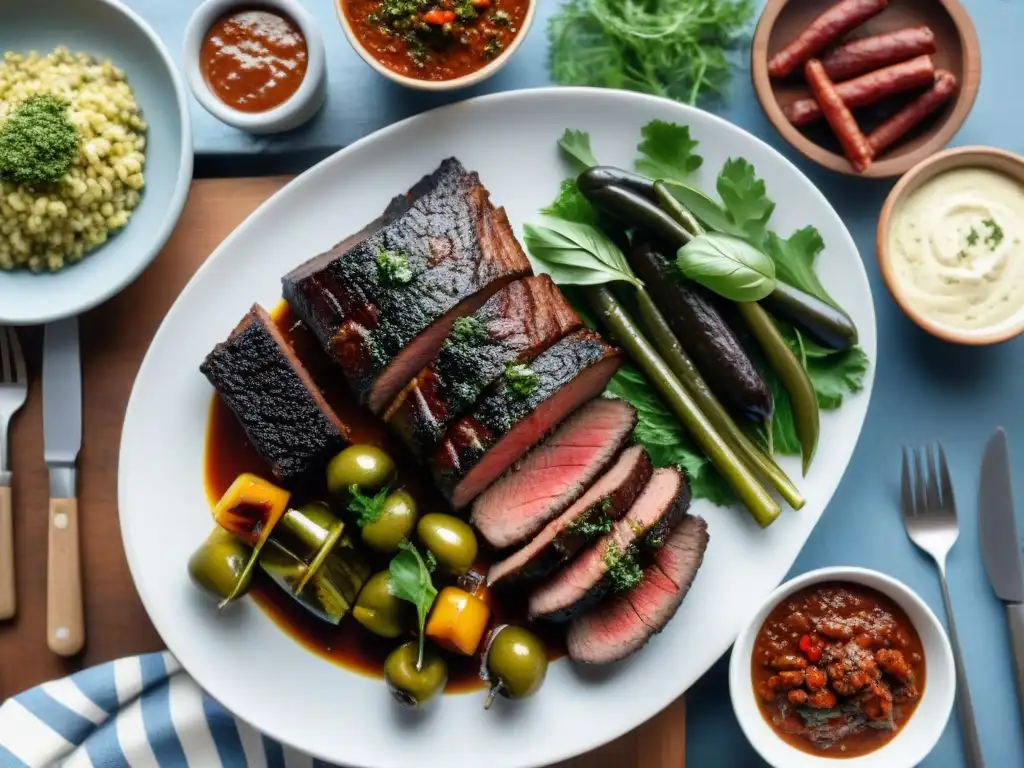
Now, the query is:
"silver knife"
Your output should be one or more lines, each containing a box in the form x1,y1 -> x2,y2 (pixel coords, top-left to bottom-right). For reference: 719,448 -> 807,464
979,427 -> 1024,722
43,316 -> 83,657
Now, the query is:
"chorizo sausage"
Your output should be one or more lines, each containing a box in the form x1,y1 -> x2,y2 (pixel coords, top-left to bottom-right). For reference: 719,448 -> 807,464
804,58 -> 874,172
767,0 -> 888,79
820,25 -> 936,80
784,54 -> 936,127
866,69 -> 959,154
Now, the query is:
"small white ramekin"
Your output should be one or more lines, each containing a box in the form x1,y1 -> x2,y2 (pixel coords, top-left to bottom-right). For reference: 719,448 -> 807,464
183,0 -> 326,134
729,567 -> 955,768
335,0 -> 536,92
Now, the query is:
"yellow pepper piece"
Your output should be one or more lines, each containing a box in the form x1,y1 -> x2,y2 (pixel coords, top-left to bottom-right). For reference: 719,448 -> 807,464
213,473 -> 291,547
425,586 -> 491,656
212,473 -> 291,609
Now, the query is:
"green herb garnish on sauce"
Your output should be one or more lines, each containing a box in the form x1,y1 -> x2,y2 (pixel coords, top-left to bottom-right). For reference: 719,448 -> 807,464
604,541 -> 643,593
505,363 -> 539,398
966,227 -> 980,247
389,541 -> 438,670
484,37 -> 505,58
983,218 -> 1004,250
347,485 -> 390,527
376,249 -> 413,285
0,94 -> 79,187
566,512 -> 614,539
446,316 -> 488,348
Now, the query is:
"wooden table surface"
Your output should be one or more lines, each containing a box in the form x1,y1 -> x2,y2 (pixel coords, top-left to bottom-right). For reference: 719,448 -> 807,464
0,178 -> 685,767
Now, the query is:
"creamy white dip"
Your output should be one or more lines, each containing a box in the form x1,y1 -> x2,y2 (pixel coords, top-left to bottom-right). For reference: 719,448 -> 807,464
887,167 -> 1024,331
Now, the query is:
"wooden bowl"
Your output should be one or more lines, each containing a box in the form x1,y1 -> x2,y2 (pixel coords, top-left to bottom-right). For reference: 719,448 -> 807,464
877,146 -> 1024,344
752,0 -> 981,178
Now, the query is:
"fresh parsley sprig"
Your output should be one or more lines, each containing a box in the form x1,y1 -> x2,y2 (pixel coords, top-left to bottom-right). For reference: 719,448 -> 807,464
347,485 -> 389,527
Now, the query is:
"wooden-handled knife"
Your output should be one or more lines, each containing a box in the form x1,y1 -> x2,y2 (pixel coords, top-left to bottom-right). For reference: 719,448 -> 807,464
43,317 -> 83,656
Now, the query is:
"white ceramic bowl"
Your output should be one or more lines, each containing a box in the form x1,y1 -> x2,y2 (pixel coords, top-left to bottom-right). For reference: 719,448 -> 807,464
729,567 -> 955,768
0,0 -> 192,325
335,0 -> 537,91
183,0 -> 326,134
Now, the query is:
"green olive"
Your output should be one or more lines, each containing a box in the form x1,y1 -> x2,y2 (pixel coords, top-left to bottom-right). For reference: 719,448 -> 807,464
188,529 -> 253,603
353,571 -> 409,638
483,625 -> 548,708
384,641 -> 448,708
327,445 -> 395,496
417,513 -> 478,575
362,490 -> 418,553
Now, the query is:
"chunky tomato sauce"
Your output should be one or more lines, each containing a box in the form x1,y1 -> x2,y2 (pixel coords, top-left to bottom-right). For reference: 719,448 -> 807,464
751,583 -> 926,758
201,9 -> 308,112
342,0 -> 530,81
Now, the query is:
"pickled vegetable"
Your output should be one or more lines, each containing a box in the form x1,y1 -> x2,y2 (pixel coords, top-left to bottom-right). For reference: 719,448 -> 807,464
417,513 -> 478,575
384,642 -> 448,708
353,571 -> 410,639
187,528 -> 253,605
425,586 -> 491,656
483,625 -> 549,709
327,445 -> 395,496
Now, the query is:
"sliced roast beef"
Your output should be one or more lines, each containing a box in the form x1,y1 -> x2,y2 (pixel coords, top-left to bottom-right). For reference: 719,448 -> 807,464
567,515 -> 709,664
200,304 -> 348,486
430,330 -> 623,509
528,467 -> 691,623
283,158 -> 532,413
471,398 -> 638,549
487,444 -> 652,587
385,275 -> 581,458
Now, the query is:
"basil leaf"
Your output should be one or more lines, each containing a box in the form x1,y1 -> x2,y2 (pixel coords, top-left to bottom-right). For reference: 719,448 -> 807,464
676,232 -> 776,301
389,541 -> 437,669
661,180 -> 745,238
523,217 -> 640,287
558,128 -> 599,173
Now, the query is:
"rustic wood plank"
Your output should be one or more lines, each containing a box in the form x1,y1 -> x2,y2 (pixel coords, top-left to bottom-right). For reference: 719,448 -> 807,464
0,177 -> 685,766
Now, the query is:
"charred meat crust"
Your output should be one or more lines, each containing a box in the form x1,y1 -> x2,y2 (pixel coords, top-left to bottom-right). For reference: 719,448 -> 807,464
567,515 -> 710,664
486,444 -> 653,587
630,239 -> 772,422
430,330 -> 624,509
528,467 -> 692,623
200,304 -> 348,486
282,158 -> 532,412
385,275 -> 582,458
470,398 -> 639,550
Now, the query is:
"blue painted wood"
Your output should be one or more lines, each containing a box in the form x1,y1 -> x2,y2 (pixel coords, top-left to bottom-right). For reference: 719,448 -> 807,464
127,1 -> 1024,766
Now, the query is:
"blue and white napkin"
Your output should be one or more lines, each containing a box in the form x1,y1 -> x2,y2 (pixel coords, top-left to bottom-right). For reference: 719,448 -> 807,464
0,653 -> 338,767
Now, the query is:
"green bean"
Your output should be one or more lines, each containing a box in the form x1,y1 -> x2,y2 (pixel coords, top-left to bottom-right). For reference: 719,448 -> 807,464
587,286 -> 780,528
654,182 -> 703,238
736,302 -> 820,475
633,288 -> 805,510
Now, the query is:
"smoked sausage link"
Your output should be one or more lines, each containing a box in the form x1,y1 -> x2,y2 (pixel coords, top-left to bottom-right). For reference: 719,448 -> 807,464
767,0 -> 889,79
804,58 -> 874,172
866,70 -> 959,154
820,25 -> 936,81
784,55 -> 936,127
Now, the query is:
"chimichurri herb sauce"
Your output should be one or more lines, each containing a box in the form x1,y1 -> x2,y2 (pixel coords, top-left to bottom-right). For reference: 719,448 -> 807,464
344,0 -> 530,81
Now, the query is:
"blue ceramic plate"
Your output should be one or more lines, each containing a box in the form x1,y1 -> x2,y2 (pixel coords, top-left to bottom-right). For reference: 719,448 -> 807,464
0,0 -> 192,325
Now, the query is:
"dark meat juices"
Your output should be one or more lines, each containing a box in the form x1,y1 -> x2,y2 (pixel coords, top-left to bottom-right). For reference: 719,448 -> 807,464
201,10 -> 308,112
751,583 -> 926,758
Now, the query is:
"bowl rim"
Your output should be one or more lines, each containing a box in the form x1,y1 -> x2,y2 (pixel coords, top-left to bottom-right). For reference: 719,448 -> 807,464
0,0 -> 193,326
333,0 -> 537,92
182,0 -> 327,132
750,0 -> 981,179
728,566 -> 955,768
876,144 -> 1024,345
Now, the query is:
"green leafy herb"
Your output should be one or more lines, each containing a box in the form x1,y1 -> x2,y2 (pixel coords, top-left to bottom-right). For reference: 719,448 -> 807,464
445,316 -> 488,349
454,0 -> 478,21
676,232 -> 777,301
566,512 -> 615,539
605,369 -> 736,505
983,218 -> 1004,249
603,540 -> 643,593
376,249 -> 413,285
542,178 -> 601,227
966,227 -> 980,247
763,227 -> 834,306
505,362 -> 539,398
634,120 -> 702,181
347,485 -> 390,527
389,541 -> 438,669
484,36 -> 505,58
0,94 -> 79,187
424,550 -> 438,574
523,216 -> 640,287
548,0 -> 755,106
558,128 -> 599,173
716,158 -> 775,245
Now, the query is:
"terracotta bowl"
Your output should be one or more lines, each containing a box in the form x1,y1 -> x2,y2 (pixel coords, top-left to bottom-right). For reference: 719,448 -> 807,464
877,146 -> 1024,345
752,0 -> 981,178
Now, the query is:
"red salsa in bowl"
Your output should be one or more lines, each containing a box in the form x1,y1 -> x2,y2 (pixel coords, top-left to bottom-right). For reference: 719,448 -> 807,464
751,582 -> 926,758
340,0 -> 531,83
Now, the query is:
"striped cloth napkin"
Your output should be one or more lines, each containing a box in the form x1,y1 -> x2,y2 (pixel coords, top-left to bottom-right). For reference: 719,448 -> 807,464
0,653 -> 338,767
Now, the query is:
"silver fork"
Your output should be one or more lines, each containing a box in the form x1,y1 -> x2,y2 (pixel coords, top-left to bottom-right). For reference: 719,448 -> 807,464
0,327 -> 27,620
901,445 -> 985,768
